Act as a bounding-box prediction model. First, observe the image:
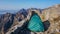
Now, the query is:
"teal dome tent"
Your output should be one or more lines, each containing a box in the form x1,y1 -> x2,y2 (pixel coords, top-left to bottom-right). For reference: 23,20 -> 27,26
27,12 -> 44,32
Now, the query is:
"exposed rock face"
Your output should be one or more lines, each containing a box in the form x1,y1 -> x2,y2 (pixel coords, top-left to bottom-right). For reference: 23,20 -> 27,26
41,4 -> 60,34
0,9 -> 28,34
0,13 -> 15,34
0,4 -> 60,34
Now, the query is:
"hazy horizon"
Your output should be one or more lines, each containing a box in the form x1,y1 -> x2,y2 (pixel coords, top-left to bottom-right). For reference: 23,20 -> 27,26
0,0 -> 60,10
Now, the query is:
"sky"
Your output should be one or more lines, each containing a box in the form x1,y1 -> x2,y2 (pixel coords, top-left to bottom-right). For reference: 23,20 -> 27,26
0,0 -> 60,10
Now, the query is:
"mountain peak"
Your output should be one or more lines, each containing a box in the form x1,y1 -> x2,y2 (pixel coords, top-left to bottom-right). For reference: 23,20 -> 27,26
54,4 -> 60,8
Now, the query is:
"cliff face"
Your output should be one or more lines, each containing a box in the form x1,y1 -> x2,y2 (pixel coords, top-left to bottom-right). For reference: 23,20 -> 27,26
0,9 -> 28,34
41,4 -> 60,34
0,4 -> 60,34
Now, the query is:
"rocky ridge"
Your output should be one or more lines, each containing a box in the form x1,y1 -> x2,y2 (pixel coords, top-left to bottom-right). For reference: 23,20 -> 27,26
0,4 -> 60,34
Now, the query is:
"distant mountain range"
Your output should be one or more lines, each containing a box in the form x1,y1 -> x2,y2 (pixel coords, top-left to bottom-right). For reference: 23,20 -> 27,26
0,10 -> 19,14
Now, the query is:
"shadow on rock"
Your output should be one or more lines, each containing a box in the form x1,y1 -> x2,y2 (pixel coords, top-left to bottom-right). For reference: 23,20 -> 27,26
11,21 -> 31,34
4,14 -> 15,33
43,20 -> 50,31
